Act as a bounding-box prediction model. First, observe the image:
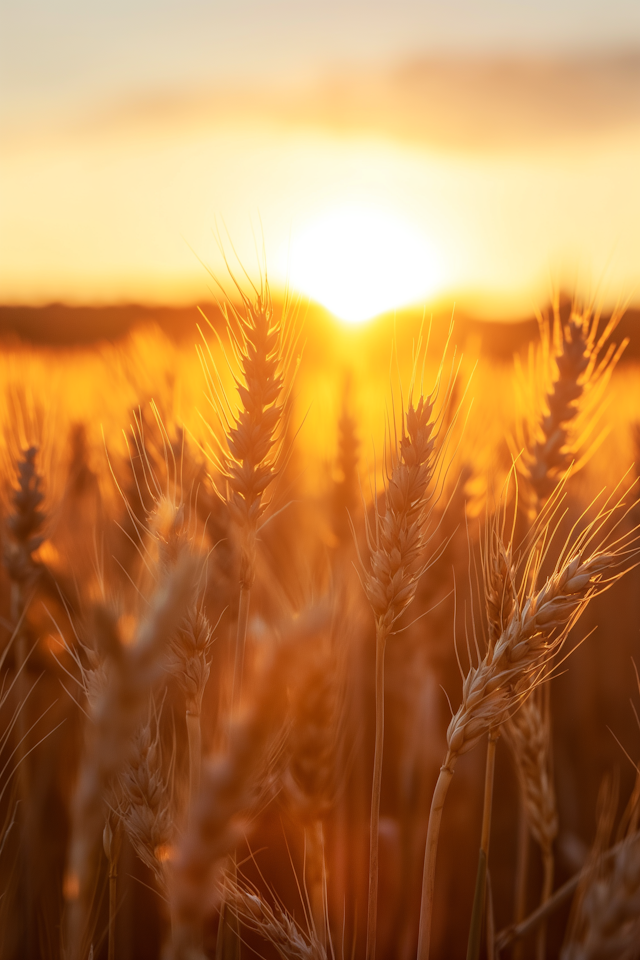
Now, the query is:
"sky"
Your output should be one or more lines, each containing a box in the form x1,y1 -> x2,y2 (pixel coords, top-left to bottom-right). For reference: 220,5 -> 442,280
2,1 -> 640,317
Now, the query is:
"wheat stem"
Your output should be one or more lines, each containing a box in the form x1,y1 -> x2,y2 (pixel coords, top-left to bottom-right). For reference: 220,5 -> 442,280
512,806 -> 530,960
108,872 -> 118,960
232,584 -> 251,713
536,849 -> 554,960
417,759 -> 457,960
467,729 -> 499,960
366,627 -> 387,960
186,711 -> 202,823
306,820 -> 327,948
103,817 -> 122,960
224,585 -> 252,959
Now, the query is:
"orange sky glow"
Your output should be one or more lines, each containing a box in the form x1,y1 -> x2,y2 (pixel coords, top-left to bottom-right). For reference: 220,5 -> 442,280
1,6 -> 640,321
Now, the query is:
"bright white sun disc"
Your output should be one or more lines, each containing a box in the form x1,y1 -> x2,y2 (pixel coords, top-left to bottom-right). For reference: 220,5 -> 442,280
287,206 -> 441,324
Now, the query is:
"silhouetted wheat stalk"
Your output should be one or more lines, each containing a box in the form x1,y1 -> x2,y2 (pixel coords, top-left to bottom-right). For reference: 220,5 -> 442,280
505,300 -> 627,958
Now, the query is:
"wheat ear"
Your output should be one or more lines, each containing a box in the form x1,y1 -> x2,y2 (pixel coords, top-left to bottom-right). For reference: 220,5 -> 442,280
228,882 -> 327,960
118,697 -> 174,894
516,300 -> 627,514
198,274 -> 295,711
166,606 -> 214,820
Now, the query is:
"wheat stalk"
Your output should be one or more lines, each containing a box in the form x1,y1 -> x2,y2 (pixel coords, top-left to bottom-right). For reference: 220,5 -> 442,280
102,814 -> 122,960
416,488 -> 639,960
507,299 -> 626,951
197,273 -> 297,959
361,371 -> 450,960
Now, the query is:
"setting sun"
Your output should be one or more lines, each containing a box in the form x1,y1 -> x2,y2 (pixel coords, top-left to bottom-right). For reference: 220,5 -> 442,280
286,205 -> 441,323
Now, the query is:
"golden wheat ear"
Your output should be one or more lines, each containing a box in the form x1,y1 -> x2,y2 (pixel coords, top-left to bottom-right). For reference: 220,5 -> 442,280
515,300 -> 627,513
197,270 -> 300,727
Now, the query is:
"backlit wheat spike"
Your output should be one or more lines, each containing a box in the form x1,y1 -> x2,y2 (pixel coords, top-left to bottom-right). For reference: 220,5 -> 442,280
199,274 -> 297,722
518,302 -> 626,511
224,290 -> 285,576
363,393 -> 439,635
200,276 -> 294,589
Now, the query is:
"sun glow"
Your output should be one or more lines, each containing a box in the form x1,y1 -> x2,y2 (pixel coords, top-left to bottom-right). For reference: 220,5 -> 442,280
287,205 -> 442,324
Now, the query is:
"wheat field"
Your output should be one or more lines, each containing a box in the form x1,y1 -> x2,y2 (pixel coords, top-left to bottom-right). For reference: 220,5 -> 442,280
1,286 -> 640,960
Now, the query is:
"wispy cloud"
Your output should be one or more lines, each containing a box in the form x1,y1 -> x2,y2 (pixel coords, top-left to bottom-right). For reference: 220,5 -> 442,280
65,52 -> 640,154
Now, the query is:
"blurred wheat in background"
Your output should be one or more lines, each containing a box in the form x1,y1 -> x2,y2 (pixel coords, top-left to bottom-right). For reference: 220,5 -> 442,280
0,287 -> 639,960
